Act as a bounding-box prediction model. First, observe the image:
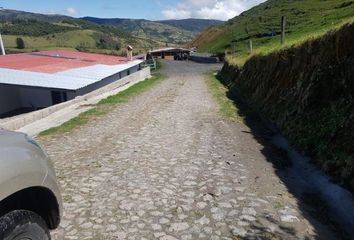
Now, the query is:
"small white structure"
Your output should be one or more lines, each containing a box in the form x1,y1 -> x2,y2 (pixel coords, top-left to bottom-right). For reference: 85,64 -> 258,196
127,45 -> 133,60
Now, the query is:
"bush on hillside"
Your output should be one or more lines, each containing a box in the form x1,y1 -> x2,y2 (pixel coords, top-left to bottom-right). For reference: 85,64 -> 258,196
15,37 -> 25,49
1,20 -> 76,36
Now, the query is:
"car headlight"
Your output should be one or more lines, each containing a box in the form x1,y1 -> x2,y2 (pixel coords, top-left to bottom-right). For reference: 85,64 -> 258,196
25,134 -> 43,149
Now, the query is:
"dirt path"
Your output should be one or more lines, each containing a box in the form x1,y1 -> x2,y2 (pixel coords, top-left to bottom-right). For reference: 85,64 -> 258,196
39,61 -> 336,240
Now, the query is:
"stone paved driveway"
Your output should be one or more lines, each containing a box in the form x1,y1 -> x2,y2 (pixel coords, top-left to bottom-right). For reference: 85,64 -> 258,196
39,61 -> 336,240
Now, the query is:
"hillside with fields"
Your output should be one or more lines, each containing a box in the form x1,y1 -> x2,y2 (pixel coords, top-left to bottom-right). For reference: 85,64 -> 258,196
190,0 -> 354,59
0,9 -> 222,54
0,10 -> 153,54
82,17 -> 223,44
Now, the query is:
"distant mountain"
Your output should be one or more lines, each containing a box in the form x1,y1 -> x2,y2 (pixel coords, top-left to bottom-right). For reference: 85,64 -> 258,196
0,9 -> 72,22
82,17 -> 223,34
0,9 -> 156,54
0,9 -> 223,46
0,9 -> 223,54
156,19 -> 223,33
82,17 -> 224,44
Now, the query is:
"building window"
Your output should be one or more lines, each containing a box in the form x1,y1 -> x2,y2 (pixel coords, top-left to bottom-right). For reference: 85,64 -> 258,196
63,92 -> 67,101
51,91 -> 62,104
51,91 -> 68,104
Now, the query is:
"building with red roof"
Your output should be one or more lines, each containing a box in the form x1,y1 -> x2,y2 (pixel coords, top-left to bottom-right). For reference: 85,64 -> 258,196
0,50 -> 143,117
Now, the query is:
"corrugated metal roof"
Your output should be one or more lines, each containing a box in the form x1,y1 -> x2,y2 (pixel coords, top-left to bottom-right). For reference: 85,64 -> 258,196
56,60 -> 142,80
150,47 -> 191,53
0,68 -> 91,90
0,60 -> 143,90
0,50 -> 131,73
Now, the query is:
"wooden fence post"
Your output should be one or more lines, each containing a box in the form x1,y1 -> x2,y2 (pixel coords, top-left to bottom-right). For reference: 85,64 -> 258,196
281,16 -> 286,45
249,39 -> 253,54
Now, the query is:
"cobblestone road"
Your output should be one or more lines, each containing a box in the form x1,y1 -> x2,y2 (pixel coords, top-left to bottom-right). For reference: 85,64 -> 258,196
39,61 -> 336,240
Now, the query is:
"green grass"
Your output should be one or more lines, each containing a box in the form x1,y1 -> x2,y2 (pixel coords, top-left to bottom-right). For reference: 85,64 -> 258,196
205,72 -> 242,122
38,72 -> 164,137
193,0 -> 354,63
3,30 -> 97,50
3,29 -> 164,54
97,73 -> 163,106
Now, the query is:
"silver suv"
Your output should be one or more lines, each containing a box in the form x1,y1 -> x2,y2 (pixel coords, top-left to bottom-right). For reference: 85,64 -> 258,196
0,130 -> 62,240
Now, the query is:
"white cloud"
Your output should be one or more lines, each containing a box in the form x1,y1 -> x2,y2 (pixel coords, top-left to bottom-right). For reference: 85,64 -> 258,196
162,0 -> 266,21
65,7 -> 78,16
162,9 -> 191,19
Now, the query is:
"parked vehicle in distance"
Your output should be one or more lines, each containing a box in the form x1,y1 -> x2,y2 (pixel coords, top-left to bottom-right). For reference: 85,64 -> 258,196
0,129 -> 62,240
174,52 -> 188,61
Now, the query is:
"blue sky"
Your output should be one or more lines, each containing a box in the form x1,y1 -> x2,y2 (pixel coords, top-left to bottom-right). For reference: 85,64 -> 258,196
0,0 -> 266,21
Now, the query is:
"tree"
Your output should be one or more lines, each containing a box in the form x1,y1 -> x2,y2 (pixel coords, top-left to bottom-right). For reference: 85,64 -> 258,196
16,37 -> 25,49
76,42 -> 87,52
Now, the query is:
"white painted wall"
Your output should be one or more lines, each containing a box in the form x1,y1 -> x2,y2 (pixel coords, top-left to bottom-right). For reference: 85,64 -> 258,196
0,85 -> 22,114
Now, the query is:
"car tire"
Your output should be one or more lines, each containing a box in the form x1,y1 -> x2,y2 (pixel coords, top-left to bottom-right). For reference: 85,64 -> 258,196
0,210 -> 50,240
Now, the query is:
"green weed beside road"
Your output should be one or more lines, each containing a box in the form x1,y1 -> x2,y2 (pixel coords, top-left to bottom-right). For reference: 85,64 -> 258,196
39,71 -> 164,137
205,72 -> 242,123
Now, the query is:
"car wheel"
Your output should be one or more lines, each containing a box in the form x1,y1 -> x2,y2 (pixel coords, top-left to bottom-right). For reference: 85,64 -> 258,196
0,210 -> 50,240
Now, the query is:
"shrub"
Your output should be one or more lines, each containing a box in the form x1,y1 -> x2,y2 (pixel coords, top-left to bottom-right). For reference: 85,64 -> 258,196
16,37 -> 25,49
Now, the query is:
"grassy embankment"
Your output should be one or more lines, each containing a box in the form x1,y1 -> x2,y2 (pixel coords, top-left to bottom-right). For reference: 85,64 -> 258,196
191,0 -> 354,65
193,0 -> 354,189
39,64 -> 164,137
219,22 -> 354,190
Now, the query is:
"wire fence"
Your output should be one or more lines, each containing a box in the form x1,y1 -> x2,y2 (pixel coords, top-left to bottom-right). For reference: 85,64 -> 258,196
229,16 -> 287,56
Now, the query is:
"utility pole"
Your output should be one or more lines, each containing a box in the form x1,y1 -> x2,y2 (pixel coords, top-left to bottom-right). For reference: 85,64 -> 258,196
0,7 -> 6,55
231,29 -> 235,55
0,7 -> 5,55
0,31 -> 5,55
281,16 -> 286,45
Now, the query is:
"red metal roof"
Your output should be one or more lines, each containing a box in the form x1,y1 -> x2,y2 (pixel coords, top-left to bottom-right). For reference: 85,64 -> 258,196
0,50 -> 130,73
